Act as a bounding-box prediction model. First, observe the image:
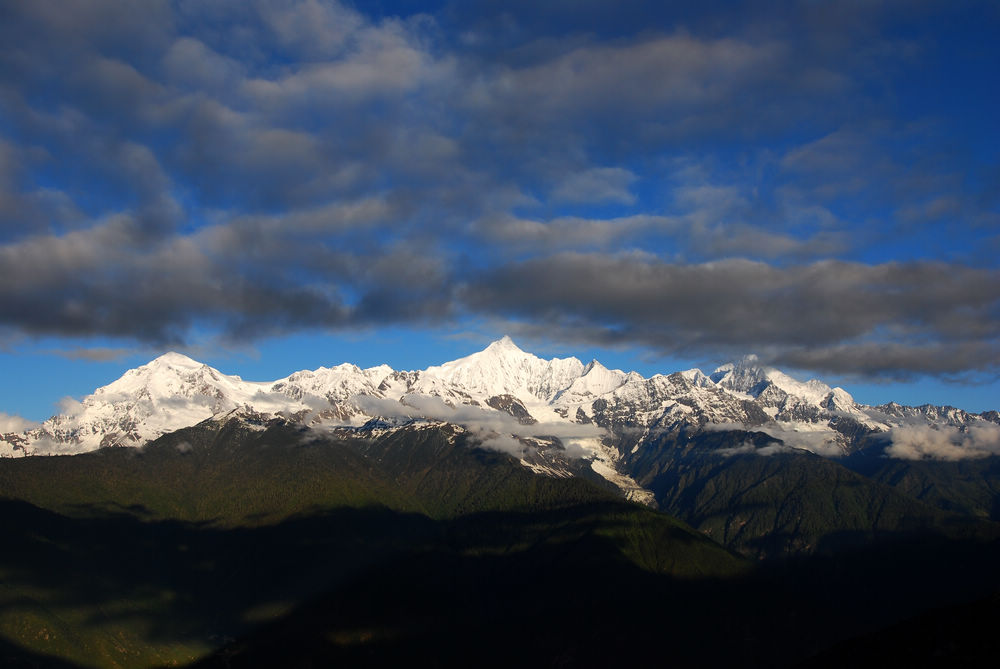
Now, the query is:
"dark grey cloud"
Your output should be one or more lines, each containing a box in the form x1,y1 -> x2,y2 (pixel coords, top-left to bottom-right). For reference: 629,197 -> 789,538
0,214 -> 456,345
461,253 -> 1000,378
470,214 -> 669,252
1,0 -> 983,234
1,1 -> 459,215
776,342 -> 1000,380
162,37 -> 247,92
0,140 -> 51,238
471,199 -> 847,259
551,167 -> 637,205
0,0 -> 996,383
48,346 -> 134,363
10,214 -> 995,380
462,34 -> 791,119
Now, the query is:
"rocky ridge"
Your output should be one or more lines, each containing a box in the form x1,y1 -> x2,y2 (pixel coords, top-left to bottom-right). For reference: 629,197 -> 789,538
3,338 -> 998,499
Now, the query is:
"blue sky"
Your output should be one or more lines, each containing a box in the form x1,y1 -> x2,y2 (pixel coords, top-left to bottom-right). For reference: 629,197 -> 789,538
1,0 -> 998,423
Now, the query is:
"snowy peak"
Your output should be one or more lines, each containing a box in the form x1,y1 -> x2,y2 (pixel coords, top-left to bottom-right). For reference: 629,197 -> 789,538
558,359 -> 627,399
711,355 -> 832,405
487,334 -> 521,352
678,368 -> 713,388
277,362 -> 379,399
4,336 -> 993,465
95,352 -> 230,400
148,351 -> 203,369
15,353 -> 253,453
419,337 -> 584,401
711,355 -> 768,394
823,387 -> 859,413
760,369 -> 832,405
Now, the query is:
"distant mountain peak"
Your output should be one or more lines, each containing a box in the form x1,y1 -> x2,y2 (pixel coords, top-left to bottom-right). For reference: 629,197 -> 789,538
418,335 -> 584,400
711,355 -> 767,391
488,335 -> 520,351
480,337 -> 532,362
433,336 -> 535,368
148,351 -> 203,368
706,354 -> 840,405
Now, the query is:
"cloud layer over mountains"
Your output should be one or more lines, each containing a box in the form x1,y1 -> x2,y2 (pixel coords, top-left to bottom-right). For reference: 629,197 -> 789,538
1,1 -> 998,381
354,393 -> 607,457
885,423 -> 1000,461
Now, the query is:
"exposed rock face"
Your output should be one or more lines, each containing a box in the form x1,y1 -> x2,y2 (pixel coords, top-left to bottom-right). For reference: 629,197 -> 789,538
485,395 -> 536,425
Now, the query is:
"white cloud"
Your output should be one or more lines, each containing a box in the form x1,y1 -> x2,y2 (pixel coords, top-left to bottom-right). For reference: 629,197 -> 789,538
757,424 -> 844,458
352,393 -> 606,457
704,421 -> 844,457
57,396 -> 84,416
716,441 -> 796,457
478,433 -> 526,457
0,412 -> 39,433
885,423 -> 1000,461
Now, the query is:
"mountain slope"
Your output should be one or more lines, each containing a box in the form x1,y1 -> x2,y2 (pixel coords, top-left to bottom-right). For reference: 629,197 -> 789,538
0,412 -> 746,667
3,345 -> 1000,666
3,337 -> 999,561
625,429 -> 977,558
844,453 -> 1000,520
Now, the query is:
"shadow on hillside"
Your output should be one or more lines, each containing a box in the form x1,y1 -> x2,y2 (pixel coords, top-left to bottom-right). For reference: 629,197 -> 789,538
0,498 -> 440,667
0,635 -> 81,669
257,525 -> 1000,666
188,527 -> 1000,669
797,593 -> 1000,668
2,499 -> 1000,668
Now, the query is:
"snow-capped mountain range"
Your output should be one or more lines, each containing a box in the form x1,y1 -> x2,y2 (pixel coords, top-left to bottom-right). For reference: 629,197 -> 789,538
3,337 -> 998,478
